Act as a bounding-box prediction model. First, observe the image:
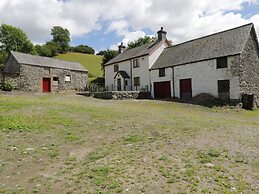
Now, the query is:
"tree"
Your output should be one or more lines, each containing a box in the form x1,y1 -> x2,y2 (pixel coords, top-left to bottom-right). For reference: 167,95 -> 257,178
45,41 -> 59,56
51,26 -> 70,53
0,24 -> 36,54
127,36 -> 156,49
0,51 -> 8,65
35,45 -> 52,57
71,45 -> 95,55
35,41 -> 59,57
98,50 -> 118,74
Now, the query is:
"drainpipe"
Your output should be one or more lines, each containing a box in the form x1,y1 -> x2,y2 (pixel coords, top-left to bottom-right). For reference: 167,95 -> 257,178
172,66 -> 175,98
130,60 -> 133,91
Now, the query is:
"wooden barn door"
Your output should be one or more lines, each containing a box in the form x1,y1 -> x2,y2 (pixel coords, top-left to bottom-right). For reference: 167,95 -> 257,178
180,79 -> 192,99
154,81 -> 171,99
218,80 -> 230,101
43,78 -> 51,92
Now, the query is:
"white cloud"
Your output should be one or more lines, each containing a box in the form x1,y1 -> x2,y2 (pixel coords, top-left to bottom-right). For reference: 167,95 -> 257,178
0,0 -> 258,48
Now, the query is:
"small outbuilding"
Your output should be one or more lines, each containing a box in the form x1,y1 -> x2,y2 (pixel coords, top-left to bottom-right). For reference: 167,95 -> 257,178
2,51 -> 88,92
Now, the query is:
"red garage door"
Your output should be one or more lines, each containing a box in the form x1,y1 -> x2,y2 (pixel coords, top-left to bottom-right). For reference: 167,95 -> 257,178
180,79 -> 192,99
154,81 -> 171,99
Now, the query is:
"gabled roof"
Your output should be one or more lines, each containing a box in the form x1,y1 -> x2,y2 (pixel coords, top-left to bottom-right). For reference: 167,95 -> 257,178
10,51 -> 88,72
151,23 -> 254,69
105,39 -> 169,66
114,70 -> 130,79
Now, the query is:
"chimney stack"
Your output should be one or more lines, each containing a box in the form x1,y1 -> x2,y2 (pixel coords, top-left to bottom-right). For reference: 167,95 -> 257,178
118,42 -> 126,54
157,27 -> 167,41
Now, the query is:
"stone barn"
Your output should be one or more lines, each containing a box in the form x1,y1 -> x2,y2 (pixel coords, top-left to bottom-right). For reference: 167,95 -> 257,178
3,51 -> 88,92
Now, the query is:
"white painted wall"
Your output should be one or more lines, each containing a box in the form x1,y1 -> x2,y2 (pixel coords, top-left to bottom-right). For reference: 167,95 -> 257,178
150,67 -> 173,97
151,57 -> 240,99
105,42 -> 168,92
105,60 -> 131,91
149,42 -> 168,68
131,56 -> 150,91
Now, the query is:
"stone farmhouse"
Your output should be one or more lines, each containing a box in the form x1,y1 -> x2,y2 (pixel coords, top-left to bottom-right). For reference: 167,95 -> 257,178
105,23 -> 259,104
2,51 -> 88,92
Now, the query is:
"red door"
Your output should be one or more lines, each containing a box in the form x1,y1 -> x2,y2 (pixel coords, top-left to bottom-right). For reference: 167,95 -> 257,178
43,78 -> 51,92
180,79 -> 192,99
154,81 -> 171,99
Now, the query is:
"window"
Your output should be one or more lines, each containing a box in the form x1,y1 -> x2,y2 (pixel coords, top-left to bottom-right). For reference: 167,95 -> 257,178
133,59 -> 140,68
124,80 -> 128,86
217,57 -> 228,69
114,64 -> 119,72
53,77 -> 59,85
65,75 -> 71,82
134,77 -> 140,86
159,68 -> 165,77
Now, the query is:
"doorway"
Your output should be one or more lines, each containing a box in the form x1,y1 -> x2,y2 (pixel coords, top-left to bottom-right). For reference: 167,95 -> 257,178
180,79 -> 192,99
117,78 -> 121,91
43,78 -> 51,92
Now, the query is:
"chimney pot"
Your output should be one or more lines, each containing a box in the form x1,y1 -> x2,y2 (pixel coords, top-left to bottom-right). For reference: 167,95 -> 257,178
157,27 -> 167,41
118,42 -> 126,54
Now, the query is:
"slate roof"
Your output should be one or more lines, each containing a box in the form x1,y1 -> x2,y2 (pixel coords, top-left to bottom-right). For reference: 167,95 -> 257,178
105,40 -> 166,65
10,51 -> 88,72
151,23 -> 253,70
114,70 -> 130,79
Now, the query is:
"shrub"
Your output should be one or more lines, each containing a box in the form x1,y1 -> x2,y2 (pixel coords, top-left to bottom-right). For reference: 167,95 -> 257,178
1,81 -> 13,91
0,64 -> 4,71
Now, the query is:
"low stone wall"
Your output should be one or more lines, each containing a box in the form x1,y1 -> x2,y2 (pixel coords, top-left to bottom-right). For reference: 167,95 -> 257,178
93,91 -> 151,100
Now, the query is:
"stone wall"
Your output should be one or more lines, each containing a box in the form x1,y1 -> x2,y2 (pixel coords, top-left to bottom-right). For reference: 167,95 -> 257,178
93,91 -> 151,100
3,73 -> 20,89
4,54 -> 20,73
4,64 -> 88,92
238,29 -> 259,106
51,68 -> 87,92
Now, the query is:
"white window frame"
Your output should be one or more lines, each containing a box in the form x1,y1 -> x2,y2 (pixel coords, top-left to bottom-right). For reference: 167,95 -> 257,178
65,75 -> 71,82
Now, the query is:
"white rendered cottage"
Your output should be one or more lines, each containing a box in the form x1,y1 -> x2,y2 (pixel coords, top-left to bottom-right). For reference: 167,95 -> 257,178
150,23 -> 259,104
104,28 -> 171,92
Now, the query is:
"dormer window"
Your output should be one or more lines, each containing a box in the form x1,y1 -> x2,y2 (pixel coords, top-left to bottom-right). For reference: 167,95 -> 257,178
133,59 -> 140,68
114,64 -> 119,72
217,57 -> 228,69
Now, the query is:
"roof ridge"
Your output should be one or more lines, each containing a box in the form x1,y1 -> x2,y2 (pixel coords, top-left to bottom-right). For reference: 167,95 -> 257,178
165,23 -> 253,50
11,51 -> 81,65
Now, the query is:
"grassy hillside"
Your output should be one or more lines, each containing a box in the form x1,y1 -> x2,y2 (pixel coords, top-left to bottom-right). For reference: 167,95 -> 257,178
55,52 -> 103,80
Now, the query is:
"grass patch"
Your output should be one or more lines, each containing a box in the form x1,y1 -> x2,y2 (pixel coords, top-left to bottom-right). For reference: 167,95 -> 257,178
197,148 -> 221,163
123,134 -> 143,143
86,149 -> 109,163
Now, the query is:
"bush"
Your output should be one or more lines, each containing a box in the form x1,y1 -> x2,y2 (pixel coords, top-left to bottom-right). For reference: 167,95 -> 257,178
70,45 -> 95,55
0,64 -> 4,71
90,77 -> 105,87
1,81 -> 13,91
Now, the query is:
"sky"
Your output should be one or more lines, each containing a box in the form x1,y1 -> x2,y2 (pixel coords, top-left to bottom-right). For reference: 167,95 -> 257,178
0,0 -> 259,52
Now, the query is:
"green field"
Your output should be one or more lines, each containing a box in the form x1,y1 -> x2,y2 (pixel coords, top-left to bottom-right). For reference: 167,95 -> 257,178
0,94 -> 258,193
55,52 -> 103,80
